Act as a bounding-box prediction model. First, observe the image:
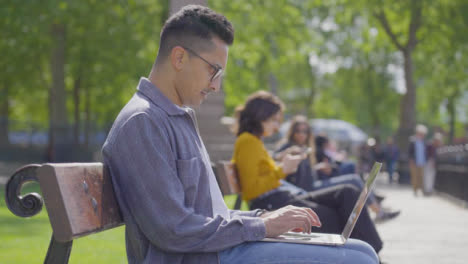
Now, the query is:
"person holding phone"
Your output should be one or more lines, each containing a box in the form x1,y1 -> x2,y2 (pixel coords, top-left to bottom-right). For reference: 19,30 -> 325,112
232,91 -> 384,254
276,115 -> 400,222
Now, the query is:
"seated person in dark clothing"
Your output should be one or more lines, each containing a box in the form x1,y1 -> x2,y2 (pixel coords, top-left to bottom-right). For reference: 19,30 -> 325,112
276,115 -> 400,222
315,134 -> 356,179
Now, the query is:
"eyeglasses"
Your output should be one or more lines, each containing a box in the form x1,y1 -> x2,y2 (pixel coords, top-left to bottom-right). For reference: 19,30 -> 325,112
182,46 -> 223,82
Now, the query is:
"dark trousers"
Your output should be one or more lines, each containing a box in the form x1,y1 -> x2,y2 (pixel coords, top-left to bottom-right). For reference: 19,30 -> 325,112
249,184 -> 383,253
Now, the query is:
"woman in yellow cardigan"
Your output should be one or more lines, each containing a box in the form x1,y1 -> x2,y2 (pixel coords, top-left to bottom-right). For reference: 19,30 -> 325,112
232,90 -> 383,253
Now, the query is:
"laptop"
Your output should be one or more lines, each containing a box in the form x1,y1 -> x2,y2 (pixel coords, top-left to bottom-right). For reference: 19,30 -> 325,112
262,162 -> 382,246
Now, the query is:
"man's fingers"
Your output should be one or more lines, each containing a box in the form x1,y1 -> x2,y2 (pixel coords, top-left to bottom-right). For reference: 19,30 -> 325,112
304,208 -> 322,227
291,220 -> 309,234
291,207 -> 321,228
294,207 -> 322,227
296,208 -> 315,227
292,227 -> 303,232
265,206 -> 323,237
292,215 -> 312,233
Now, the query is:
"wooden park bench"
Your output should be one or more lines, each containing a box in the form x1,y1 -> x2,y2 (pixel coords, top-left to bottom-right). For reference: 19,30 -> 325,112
5,163 -> 122,264
215,161 -> 243,210
5,161 -> 244,263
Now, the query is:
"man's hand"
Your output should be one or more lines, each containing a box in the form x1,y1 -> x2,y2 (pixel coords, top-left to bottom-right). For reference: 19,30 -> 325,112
260,205 -> 321,238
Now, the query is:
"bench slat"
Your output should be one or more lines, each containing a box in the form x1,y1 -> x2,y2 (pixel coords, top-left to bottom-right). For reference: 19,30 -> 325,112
215,161 -> 241,195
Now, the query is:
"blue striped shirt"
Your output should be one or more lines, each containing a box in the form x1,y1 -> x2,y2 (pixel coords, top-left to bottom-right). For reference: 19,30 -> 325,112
415,139 -> 426,166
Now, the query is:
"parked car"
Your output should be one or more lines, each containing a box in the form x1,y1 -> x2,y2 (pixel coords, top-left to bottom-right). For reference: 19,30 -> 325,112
275,118 -> 368,155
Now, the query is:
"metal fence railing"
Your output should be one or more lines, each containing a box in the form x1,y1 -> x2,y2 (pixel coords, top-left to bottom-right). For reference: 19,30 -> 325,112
435,144 -> 468,202
0,119 -> 110,163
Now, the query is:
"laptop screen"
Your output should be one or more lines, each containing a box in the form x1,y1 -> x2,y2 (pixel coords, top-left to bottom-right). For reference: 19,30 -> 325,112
341,162 -> 382,240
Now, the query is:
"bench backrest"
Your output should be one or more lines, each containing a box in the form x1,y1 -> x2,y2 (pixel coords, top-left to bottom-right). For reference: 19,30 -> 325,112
215,161 -> 241,196
37,163 -> 123,242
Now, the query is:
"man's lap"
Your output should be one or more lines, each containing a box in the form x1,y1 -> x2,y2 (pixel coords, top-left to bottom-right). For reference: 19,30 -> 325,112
219,238 -> 378,264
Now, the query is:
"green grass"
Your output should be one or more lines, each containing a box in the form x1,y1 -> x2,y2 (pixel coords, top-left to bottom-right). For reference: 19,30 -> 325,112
224,194 -> 250,211
0,184 -> 249,263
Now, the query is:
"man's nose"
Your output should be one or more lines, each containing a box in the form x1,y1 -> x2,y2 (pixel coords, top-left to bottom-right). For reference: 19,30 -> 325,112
209,77 -> 222,92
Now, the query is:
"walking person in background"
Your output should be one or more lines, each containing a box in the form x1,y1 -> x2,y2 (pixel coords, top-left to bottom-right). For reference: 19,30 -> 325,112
370,138 -> 385,164
315,135 -> 356,179
384,136 -> 399,184
358,142 -> 373,175
408,124 -> 428,196
424,132 -> 444,195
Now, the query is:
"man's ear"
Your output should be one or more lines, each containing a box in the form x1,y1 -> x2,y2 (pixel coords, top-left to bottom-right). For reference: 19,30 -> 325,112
170,46 -> 186,72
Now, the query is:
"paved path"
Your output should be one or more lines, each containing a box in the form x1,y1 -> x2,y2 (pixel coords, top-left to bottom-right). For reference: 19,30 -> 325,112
375,182 -> 468,264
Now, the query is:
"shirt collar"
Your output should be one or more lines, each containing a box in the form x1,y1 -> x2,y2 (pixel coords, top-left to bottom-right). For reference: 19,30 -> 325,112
136,77 -> 189,116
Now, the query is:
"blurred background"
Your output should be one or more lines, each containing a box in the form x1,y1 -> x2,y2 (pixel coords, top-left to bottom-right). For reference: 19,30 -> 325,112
1,0 -> 467,165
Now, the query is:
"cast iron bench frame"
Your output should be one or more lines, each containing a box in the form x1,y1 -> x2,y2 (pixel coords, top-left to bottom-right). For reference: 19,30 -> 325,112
5,163 -> 123,264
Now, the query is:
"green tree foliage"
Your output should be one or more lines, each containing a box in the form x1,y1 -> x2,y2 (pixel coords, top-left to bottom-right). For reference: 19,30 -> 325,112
339,0 -> 468,144
212,0 -> 401,137
210,0 -> 320,114
1,1 -> 50,140
2,0 -> 468,151
1,0 -> 166,151
415,0 -> 468,142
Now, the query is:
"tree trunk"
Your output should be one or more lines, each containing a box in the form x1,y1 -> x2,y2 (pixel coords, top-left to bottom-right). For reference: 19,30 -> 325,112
396,49 -> 416,153
0,85 -> 9,146
268,73 -> 279,95
49,23 -> 69,161
73,76 -> 81,146
366,62 -> 380,137
305,89 -> 316,118
305,56 -> 316,117
47,83 -> 54,161
374,0 -> 421,157
447,94 -> 456,144
267,35 -> 279,95
84,85 -> 90,148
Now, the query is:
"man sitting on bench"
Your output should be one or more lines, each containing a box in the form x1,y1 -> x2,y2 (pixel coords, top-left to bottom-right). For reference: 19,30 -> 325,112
102,5 -> 379,264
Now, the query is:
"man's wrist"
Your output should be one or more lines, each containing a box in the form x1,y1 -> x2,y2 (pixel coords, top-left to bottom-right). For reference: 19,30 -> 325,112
255,209 -> 268,217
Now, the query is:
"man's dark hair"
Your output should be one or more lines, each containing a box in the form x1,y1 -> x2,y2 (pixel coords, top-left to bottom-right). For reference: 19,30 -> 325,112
236,91 -> 285,137
156,5 -> 234,63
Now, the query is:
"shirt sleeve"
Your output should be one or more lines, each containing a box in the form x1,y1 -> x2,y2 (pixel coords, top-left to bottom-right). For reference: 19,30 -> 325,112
229,209 -> 263,218
235,135 -> 286,201
107,114 -> 265,253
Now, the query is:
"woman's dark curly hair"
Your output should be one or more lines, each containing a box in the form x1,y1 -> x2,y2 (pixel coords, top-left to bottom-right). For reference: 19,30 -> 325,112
235,91 -> 285,137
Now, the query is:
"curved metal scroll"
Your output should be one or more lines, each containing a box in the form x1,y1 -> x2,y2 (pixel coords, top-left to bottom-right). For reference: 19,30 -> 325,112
5,164 -> 43,217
